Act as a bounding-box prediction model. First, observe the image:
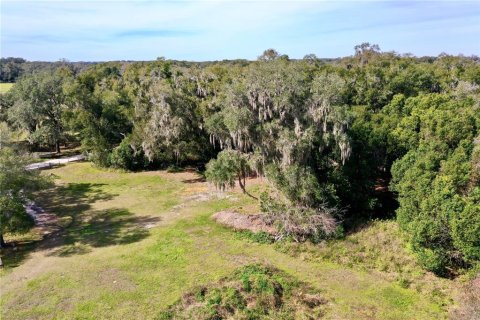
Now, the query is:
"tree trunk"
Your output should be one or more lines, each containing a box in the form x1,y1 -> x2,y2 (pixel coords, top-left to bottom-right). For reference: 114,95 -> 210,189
55,141 -> 61,154
238,174 -> 258,200
0,234 -> 6,248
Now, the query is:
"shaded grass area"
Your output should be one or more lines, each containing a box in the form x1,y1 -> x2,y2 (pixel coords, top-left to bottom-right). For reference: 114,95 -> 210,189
0,241 -> 38,269
0,165 -> 181,271
0,163 -> 458,319
31,146 -> 83,162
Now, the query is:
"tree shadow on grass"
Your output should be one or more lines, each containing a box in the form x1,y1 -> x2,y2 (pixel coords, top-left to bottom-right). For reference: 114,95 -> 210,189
0,241 -> 37,269
43,208 -> 161,257
39,182 -> 162,256
181,177 -> 206,184
1,182 -> 160,268
37,182 -> 118,218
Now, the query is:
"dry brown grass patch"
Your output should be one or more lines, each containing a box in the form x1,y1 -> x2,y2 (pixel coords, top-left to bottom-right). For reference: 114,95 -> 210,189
212,211 -> 277,235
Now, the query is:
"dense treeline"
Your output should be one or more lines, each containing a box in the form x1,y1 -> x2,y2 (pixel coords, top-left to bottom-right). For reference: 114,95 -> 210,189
0,57 -> 96,83
1,44 -> 479,275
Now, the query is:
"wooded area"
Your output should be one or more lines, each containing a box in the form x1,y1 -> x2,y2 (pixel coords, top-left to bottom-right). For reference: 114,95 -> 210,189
1,44 -> 479,276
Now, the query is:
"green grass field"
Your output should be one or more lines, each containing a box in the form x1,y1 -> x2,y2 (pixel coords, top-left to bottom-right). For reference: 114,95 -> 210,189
0,163 -> 459,319
0,83 -> 14,94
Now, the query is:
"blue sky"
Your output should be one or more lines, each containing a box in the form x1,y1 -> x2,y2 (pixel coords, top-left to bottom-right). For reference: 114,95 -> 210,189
1,0 -> 479,61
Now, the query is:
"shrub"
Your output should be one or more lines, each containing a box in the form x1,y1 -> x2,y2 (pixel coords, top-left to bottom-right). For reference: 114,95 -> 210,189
157,264 -> 326,320
234,230 -> 274,244
205,149 -> 255,198
390,95 -> 479,275
109,138 -> 148,170
261,192 -> 343,243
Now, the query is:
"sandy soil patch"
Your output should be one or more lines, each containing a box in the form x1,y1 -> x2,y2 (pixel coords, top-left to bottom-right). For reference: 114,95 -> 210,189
212,211 -> 277,235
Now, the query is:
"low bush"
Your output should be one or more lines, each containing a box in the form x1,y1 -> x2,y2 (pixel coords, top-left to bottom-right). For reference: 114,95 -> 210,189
234,230 -> 274,244
157,264 -> 327,320
260,192 -> 343,243
108,138 -> 148,170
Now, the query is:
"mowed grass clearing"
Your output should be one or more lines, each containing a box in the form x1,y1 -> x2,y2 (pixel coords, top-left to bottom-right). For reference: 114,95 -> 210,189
0,83 -> 14,94
0,162 -> 458,319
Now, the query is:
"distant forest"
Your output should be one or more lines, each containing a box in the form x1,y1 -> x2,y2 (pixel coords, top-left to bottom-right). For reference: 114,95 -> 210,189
1,44 -> 479,276
0,56 -> 337,84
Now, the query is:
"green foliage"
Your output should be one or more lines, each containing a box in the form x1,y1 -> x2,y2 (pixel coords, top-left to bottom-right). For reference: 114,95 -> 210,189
203,57 -> 353,241
0,194 -> 33,238
265,164 -> 338,207
158,264 -> 326,320
3,48 -> 480,274
450,188 -> 480,263
390,95 -> 479,274
234,230 -> 274,244
205,149 -> 251,193
8,69 -> 71,152
108,137 -> 148,170
0,147 -> 51,243
64,63 -> 133,164
0,58 -> 26,82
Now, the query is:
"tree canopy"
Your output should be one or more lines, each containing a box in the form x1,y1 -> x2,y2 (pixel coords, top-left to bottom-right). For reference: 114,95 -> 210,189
1,46 -> 479,275
0,139 -> 51,246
